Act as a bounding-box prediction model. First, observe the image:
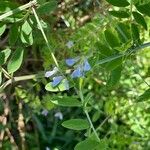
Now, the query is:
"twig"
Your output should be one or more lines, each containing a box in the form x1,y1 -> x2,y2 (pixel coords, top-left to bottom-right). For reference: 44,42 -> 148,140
0,99 -> 9,147
18,102 -> 25,150
0,74 -> 41,92
5,128 -> 19,150
0,0 -> 37,21
31,7 -> 59,67
96,116 -> 110,131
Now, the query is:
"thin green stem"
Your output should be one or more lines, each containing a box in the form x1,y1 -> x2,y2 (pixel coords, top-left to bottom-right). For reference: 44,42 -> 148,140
31,7 -> 59,67
0,0 -> 37,21
79,90 -> 100,141
1,68 -> 11,79
96,42 -> 150,66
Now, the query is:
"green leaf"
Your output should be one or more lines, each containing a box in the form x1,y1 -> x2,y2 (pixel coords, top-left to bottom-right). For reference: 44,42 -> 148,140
136,2 -> 150,17
104,29 -> 120,48
133,0 -> 139,5
74,139 -> 99,150
45,79 -> 69,92
133,11 -> 147,30
9,24 -> 19,45
0,48 -> 11,65
37,1 -> 57,15
21,20 -> 32,35
106,0 -> 130,7
95,42 -> 113,57
20,31 -> 33,46
131,23 -> 140,44
107,66 -> 122,88
109,10 -> 130,18
0,24 -> 6,36
95,139 -> 108,150
20,20 -> 33,46
138,89 -> 150,102
115,23 -> 131,43
50,96 -> 82,107
0,52 -> 5,65
105,57 -> 122,71
2,48 -> 11,63
62,119 -> 89,130
0,1 -> 18,13
7,48 -> 24,74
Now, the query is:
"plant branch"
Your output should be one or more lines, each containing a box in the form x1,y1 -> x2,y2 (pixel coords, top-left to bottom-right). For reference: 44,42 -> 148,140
96,42 -> 150,66
0,0 -> 37,21
31,7 -> 59,67
0,73 -> 43,92
79,90 -> 100,141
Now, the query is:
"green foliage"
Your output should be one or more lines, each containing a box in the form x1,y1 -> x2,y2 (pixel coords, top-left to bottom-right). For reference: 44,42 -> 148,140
106,0 -> 130,7
7,48 -> 24,74
0,0 -> 150,149
37,1 -> 57,15
0,23 -> 6,36
62,119 -> 89,130
104,28 -> 120,48
74,138 -> 100,150
136,2 -> 150,17
133,11 -> 147,30
109,10 -> 130,18
138,88 -> 150,102
50,96 -> 82,107
131,23 -> 140,44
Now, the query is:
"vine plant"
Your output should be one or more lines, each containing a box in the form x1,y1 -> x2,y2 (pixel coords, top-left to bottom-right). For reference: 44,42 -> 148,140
0,0 -> 150,149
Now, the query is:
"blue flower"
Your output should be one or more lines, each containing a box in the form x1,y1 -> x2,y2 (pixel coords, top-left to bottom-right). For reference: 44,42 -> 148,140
45,67 -> 58,78
52,76 -> 63,87
70,58 -> 91,78
71,66 -> 84,78
83,59 -> 91,71
65,57 -> 79,67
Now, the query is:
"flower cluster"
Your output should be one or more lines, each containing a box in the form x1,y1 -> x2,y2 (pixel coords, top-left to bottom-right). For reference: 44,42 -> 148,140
45,57 -> 91,90
66,57 -> 91,78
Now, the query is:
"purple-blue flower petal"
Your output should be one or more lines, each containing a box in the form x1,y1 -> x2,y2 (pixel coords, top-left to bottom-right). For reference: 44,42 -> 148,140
83,59 -> 91,71
65,58 -> 76,66
71,66 -> 83,78
45,67 -> 58,78
65,57 -> 80,67
52,76 -> 63,87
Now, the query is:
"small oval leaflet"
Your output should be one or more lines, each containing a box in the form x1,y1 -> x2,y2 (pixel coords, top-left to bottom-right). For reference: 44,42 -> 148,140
7,47 -> 24,74
62,119 -> 89,130
50,96 -> 82,107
